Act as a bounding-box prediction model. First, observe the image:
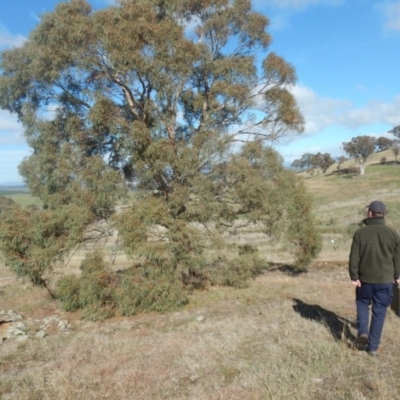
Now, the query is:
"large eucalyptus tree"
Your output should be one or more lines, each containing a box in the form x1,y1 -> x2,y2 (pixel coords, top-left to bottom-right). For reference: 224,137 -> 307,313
0,0 -> 320,311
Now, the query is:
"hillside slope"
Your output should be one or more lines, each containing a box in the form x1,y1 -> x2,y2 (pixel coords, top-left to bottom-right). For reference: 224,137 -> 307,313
1,158 -> 400,399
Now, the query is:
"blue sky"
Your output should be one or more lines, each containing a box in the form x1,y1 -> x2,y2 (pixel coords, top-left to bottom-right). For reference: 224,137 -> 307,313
0,0 -> 400,183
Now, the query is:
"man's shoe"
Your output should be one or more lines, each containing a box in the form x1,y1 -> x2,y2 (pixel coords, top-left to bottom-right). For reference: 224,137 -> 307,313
367,350 -> 379,357
357,334 -> 368,351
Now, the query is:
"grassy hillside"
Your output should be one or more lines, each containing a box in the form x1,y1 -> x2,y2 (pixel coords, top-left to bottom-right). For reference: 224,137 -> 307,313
0,190 -> 40,208
1,161 -> 400,399
295,152 -> 400,267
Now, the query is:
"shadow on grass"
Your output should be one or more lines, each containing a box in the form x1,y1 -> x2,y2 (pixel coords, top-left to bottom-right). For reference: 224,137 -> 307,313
269,263 -> 308,277
292,298 -> 356,344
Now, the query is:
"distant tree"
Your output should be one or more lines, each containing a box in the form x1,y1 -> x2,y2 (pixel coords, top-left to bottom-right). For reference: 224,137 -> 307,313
295,152 -> 334,174
392,145 -> 400,164
342,136 -> 377,175
290,159 -> 303,172
336,155 -> 348,170
0,0 -> 320,316
388,125 -> 400,139
298,153 -> 315,170
376,136 -> 394,152
311,152 -> 335,173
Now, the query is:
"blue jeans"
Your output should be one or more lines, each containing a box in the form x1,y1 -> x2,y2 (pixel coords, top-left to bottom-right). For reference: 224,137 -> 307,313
356,282 -> 393,351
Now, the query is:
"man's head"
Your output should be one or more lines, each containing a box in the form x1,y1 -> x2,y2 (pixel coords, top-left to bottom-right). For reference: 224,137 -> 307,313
367,200 -> 387,217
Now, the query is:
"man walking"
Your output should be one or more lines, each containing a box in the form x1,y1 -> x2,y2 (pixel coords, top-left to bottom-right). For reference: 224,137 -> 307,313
349,200 -> 400,356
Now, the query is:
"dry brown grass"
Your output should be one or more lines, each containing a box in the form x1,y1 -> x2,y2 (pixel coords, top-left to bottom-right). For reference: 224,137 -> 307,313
2,161 -> 400,399
1,263 -> 400,399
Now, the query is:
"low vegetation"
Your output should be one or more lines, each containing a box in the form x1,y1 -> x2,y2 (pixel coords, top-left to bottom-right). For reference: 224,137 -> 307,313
2,262 -> 400,399
1,161 -> 400,399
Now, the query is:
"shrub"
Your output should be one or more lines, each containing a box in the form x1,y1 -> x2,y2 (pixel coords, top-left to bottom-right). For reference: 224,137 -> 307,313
57,253 -> 190,319
56,252 -> 117,320
116,266 -> 188,316
208,248 -> 269,289
57,275 -> 81,311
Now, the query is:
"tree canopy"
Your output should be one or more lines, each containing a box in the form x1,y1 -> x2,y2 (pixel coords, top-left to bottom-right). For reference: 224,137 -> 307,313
311,152 -> 335,173
376,136 -> 395,152
392,144 -> 400,163
0,0 -> 320,317
388,125 -> 400,138
297,153 -> 315,170
336,155 -> 348,170
342,136 -> 377,175
291,152 -> 335,174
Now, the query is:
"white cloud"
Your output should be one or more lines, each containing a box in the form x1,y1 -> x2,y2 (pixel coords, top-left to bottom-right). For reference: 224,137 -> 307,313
375,1 -> 400,31
343,98 -> 400,127
0,149 -> 30,183
0,110 -> 22,132
0,24 -> 26,49
291,84 -> 400,134
0,133 -> 25,146
269,15 -> 291,31
0,110 -> 25,145
290,85 -> 352,133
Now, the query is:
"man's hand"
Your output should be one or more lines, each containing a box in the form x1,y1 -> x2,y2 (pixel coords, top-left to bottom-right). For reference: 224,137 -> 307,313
395,279 -> 400,287
351,280 -> 361,287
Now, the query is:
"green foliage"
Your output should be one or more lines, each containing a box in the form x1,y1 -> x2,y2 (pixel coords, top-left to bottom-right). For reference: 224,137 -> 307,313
342,136 -> 377,174
57,252 -> 117,320
298,153 -> 315,170
78,253 -> 116,312
376,137 -> 394,152
312,152 -> 335,173
279,170 -> 322,267
388,125 -> 400,138
238,244 -> 258,255
0,196 -> 15,213
56,275 -> 81,311
392,145 -> 400,162
0,0 -> 321,316
116,265 -> 188,316
0,198 -> 93,286
208,250 -> 269,289
57,252 -> 188,319
292,152 -> 335,173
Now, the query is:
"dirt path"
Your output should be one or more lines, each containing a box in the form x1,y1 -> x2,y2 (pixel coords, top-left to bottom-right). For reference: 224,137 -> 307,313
0,276 -> 16,288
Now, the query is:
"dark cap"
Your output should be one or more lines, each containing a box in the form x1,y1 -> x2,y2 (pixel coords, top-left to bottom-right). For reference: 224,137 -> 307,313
367,200 -> 387,213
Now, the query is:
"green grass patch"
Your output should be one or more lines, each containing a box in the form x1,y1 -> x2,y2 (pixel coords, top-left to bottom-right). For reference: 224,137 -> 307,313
0,189 -> 28,196
1,193 -> 41,208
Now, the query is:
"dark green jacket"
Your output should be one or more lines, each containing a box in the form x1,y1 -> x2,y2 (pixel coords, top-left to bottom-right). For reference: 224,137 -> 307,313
349,218 -> 400,284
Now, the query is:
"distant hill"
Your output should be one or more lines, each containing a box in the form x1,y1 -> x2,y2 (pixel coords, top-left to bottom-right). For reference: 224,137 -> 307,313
0,183 -> 29,200
0,182 -> 27,191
